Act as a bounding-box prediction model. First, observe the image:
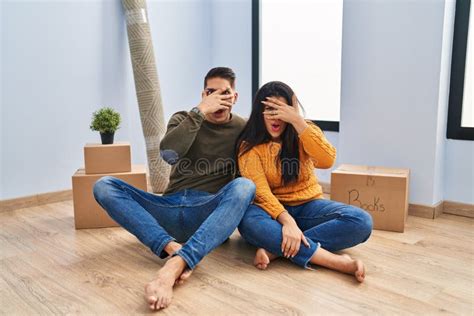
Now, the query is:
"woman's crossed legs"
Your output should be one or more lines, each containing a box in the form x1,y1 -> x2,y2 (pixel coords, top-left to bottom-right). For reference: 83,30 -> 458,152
238,199 -> 373,282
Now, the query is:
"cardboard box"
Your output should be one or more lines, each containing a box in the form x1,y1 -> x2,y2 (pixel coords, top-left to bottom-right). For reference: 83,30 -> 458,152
84,142 -> 131,174
330,164 -> 410,232
72,164 -> 147,229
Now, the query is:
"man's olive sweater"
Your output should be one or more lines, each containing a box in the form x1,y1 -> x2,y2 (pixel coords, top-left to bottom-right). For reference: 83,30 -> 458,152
159,110 -> 246,194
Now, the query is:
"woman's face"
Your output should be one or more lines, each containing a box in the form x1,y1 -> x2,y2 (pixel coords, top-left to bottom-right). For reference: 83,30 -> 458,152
263,96 -> 288,141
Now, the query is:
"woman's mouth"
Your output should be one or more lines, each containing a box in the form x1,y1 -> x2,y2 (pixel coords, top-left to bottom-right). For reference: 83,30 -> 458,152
271,123 -> 281,132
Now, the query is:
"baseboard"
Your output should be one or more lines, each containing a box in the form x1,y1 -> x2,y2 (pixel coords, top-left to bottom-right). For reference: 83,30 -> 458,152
0,190 -> 72,212
408,201 -> 444,219
320,181 -> 473,219
443,200 -> 474,218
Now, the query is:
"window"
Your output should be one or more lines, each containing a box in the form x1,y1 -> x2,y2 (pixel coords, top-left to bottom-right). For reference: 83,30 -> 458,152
447,0 -> 473,140
252,0 -> 343,131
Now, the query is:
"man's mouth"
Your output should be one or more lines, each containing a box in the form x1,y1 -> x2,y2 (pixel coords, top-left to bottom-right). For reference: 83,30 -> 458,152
212,108 -> 231,119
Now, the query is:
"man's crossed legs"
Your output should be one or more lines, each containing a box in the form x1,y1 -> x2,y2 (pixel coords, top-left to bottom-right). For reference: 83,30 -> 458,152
93,176 -> 255,310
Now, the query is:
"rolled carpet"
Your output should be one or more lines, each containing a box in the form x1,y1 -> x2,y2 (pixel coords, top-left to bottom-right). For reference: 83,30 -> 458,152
122,0 -> 170,193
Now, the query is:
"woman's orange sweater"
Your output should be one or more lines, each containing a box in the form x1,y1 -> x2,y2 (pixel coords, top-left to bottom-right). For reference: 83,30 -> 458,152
238,122 -> 337,219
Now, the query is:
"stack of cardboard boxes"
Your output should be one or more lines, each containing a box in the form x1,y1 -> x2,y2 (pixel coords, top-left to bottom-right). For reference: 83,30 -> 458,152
71,142 -> 147,229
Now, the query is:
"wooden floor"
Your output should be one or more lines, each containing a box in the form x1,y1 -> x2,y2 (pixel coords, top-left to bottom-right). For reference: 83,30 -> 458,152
1,200 -> 473,315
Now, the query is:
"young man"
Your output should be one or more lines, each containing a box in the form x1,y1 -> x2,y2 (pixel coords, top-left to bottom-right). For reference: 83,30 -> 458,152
93,67 -> 255,311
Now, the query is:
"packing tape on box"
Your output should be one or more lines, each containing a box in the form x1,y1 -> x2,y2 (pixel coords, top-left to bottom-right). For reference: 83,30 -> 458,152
337,166 -> 377,175
125,9 -> 147,25
338,166 -> 408,175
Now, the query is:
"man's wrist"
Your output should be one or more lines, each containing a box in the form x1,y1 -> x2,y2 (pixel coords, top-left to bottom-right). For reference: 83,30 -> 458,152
191,106 -> 206,118
196,103 -> 210,115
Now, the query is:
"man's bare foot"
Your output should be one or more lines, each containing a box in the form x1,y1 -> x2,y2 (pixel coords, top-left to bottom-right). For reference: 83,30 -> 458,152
163,242 -> 193,285
144,256 -> 186,310
164,241 -> 182,256
254,248 -> 278,270
341,254 -> 365,283
175,268 -> 193,285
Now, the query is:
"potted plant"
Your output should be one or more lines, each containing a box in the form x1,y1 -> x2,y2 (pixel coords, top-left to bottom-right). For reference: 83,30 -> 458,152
90,107 -> 121,144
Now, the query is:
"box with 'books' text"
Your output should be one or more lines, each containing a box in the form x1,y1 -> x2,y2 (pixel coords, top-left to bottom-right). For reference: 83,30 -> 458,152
330,164 -> 410,233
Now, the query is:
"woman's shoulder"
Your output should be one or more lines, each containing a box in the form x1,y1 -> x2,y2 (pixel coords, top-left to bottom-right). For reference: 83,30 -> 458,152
238,141 -> 271,158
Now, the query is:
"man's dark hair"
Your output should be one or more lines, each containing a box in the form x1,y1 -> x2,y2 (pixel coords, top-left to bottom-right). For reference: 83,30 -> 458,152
204,67 -> 236,88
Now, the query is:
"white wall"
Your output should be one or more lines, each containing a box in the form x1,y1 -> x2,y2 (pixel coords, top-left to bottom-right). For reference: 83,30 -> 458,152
209,0 -> 252,117
338,0 -> 449,206
433,0 -> 455,204
1,0 -> 212,200
444,140 -> 474,204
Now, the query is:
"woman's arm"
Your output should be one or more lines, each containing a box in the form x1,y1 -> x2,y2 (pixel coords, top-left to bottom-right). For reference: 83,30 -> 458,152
277,211 -> 310,257
238,149 -> 286,219
297,121 -> 337,169
238,149 -> 310,257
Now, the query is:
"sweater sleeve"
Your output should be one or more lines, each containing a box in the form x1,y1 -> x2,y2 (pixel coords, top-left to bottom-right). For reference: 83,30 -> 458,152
159,111 -> 205,165
238,148 -> 286,219
299,121 -> 337,169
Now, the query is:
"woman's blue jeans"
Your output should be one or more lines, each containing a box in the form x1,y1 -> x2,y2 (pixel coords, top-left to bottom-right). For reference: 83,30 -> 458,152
238,199 -> 373,268
93,176 -> 256,270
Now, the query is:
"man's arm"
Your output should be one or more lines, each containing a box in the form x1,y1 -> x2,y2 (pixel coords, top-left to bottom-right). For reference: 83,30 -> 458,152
159,111 -> 204,165
160,87 -> 233,165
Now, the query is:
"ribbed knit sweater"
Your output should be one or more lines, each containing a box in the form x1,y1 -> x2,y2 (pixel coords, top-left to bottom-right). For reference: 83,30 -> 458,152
238,122 -> 337,219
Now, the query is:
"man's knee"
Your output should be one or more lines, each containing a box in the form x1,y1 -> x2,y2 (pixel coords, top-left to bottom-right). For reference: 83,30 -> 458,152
93,176 -> 117,202
228,177 -> 256,201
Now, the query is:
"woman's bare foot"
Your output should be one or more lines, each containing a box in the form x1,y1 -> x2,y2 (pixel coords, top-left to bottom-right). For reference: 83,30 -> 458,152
144,256 -> 187,310
254,248 -> 278,270
341,254 -> 365,282
309,247 -> 366,283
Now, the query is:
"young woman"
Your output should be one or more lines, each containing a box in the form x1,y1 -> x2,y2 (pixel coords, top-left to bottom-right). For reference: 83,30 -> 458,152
236,81 -> 373,282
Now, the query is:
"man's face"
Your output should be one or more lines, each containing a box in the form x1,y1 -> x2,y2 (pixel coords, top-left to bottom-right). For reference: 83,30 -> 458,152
203,77 -> 238,124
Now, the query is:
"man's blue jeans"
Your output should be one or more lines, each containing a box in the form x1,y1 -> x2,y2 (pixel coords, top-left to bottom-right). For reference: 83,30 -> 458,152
93,176 -> 256,270
238,199 -> 373,268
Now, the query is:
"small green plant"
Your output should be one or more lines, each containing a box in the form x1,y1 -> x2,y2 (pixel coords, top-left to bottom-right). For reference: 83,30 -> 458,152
90,107 -> 121,134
